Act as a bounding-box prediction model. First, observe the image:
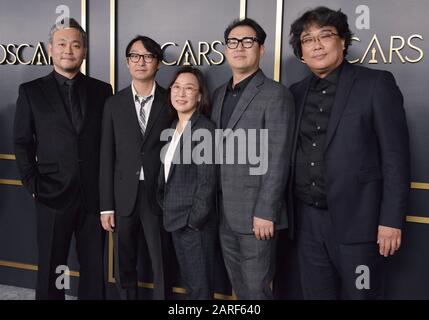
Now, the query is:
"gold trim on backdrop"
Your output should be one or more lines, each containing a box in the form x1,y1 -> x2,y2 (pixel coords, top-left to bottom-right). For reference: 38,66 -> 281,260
0,154 -> 16,160
273,0 -> 283,82
108,231 -> 115,283
406,215 -> 429,224
411,182 -> 429,190
0,260 -> 37,271
107,231 -> 235,299
0,179 -> 22,186
81,0 -> 87,75
240,0 -> 246,20
215,292 -> 236,300
110,0 -> 116,93
0,260 -> 79,277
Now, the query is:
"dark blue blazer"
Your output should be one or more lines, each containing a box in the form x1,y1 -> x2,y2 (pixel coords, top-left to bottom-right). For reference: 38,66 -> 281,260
288,62 -> 410,244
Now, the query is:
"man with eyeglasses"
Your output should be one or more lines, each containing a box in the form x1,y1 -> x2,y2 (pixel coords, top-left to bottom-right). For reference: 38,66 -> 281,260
287,7 -> 409,299
211,18 -> 294,299
99,35 -> 172,299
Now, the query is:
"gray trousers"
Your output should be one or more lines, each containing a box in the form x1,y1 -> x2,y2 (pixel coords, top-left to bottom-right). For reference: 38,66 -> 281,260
219,217 -> 278,300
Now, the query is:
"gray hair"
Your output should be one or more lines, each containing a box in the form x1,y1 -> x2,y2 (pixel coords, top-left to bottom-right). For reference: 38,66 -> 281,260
49,18 -> 87,47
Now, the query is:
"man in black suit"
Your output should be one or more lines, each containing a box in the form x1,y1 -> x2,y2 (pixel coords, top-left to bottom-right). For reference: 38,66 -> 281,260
288,7 -> 410,299
99,36 -> 171,300
13,18 -> 112,300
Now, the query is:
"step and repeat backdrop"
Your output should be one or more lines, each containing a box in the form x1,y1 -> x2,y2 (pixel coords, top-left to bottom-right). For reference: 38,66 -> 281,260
0,0 -> 428,299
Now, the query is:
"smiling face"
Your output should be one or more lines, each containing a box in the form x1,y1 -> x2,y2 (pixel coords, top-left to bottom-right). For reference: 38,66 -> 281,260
170,72 -> 201,117
225,25 -> 264,76
300,24 -> 345,78
48,28 -> 86,78
126,40 -> 159,83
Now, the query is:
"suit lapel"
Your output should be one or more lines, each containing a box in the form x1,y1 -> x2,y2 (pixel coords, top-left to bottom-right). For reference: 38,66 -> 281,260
79,77 -> 91,133
166,112 -> 200,183
291,76 -> 312,164
213,85 -> 227,128
226,70 -> 264,130
121,86 -> 143,143
142,84 -> 163,145
323,62 -> 356,152
40,72 -> 75,132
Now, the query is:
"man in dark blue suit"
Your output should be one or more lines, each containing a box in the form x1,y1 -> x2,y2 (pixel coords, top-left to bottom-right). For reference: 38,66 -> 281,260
287,7 -> 410,299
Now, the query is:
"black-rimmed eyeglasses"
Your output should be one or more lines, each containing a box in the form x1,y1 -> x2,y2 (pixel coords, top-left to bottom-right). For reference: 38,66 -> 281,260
127,53 -> 156,63
225,37 -> 259,49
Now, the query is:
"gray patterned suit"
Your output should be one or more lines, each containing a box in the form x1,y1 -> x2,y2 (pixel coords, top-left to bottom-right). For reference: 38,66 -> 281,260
211,69 -> 295,299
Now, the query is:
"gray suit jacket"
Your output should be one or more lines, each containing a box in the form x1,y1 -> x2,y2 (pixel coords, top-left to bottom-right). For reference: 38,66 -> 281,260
211,70 -> 295,234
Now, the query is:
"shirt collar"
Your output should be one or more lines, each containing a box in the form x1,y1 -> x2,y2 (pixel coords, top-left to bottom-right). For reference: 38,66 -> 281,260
312,61 -> 343,87
227,69 -> 260,92
132,81 -> 156,100
54,70 -> 83,86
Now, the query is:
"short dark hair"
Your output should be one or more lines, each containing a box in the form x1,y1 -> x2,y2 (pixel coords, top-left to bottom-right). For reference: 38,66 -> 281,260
289,6 -> 353,59
167,66 -> 211,118
224,18 -> 267,45
49,18 -> 87,47
125,35 -> 163,61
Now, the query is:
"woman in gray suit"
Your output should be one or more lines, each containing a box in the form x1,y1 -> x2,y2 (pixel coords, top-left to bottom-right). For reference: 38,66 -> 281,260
157,66 -> 217,299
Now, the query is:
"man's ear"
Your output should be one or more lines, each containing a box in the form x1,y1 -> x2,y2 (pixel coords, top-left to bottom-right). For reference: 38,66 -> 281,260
48,43 -> 52,58
259,44 -> 265,58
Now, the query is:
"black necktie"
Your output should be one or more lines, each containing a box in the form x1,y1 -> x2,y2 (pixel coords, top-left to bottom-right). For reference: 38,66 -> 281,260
66,80 -> 83,133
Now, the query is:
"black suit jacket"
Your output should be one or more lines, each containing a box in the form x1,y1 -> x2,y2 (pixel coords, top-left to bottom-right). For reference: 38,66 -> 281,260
157,112 -> 217,232
14,72 -> 113,212
99,84 -> 171,216
288,62 -> 410,243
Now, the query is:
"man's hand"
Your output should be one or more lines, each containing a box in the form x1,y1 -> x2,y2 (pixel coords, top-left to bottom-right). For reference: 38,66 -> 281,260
253,216 -> 274,240
101,214 -> 115,232
377,225 -> 401,257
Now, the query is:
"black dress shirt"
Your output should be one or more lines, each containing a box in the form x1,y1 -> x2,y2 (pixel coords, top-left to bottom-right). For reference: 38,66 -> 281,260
220,70 -> 259,129
294,64 -> 343,208
54,71 -> 85,131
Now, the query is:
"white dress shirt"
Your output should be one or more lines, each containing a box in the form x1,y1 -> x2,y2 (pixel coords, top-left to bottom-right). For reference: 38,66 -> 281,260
164,126 -> 185,183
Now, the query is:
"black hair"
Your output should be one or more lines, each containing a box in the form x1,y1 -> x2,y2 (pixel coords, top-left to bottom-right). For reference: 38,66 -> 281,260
224,18 -> 267,45
167,66 -> 211,118
125,35 -> 163,61
289,6 -> 353,58
49,18 -> 87,48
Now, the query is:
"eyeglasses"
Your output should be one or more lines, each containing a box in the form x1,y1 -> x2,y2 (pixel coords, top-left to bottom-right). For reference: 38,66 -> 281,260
171,84 -> 199,96
300,31 -> 339,47
225,37 -> 259,49
127,53 -> 156,63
